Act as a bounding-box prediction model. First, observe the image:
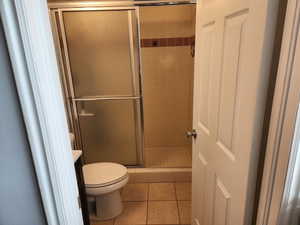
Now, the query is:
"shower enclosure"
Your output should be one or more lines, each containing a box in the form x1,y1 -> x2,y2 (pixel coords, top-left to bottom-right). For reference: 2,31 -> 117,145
140,5 -> 195,167
50,7 -> 143,166
49,1 -> 195,168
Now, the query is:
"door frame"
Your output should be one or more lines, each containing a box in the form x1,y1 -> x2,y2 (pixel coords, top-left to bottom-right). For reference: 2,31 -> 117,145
0,0 -> 299,225
256,0 -> 300,224
0,0 -> 83,225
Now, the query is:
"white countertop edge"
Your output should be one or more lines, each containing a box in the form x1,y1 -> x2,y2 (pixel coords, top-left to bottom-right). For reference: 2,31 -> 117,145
72,150 -> 82,163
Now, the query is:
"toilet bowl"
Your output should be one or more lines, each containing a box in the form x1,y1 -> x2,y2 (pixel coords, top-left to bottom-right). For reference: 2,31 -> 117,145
83,162 -> 129,220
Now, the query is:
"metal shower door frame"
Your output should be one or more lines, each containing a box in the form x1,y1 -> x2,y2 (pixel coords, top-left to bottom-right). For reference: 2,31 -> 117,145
49,6 -> 144,166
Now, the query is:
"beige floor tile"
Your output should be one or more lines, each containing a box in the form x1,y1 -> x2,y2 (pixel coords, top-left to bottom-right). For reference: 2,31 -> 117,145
122,183 -> 149,201
91,219 -> 114,225
175,183 -> 191,200
115,202 -> 147,225
149,183 -> 176,200
178,201 -> 191,224
147,201 -> 179,224
145,147 -> 192,168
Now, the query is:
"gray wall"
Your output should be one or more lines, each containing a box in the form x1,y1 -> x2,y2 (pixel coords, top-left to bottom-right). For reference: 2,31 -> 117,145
0,20 -> 47,225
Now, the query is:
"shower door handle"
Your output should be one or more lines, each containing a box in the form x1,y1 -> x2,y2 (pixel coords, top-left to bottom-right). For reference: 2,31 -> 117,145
79,111 -> 96,117
186,129 -> 197,139
77,101 -> 96,117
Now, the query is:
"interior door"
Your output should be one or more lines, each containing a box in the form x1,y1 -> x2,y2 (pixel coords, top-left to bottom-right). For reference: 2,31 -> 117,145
191,0 -> 279,224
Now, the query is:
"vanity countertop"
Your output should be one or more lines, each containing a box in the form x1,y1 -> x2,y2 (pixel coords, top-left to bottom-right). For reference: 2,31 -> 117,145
72,150 -> 82,163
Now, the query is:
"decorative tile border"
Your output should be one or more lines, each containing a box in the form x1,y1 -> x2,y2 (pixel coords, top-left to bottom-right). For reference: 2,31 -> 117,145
141,36 -> 195,48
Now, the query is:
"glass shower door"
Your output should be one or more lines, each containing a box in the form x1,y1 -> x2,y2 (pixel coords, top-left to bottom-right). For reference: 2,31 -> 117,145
76,99 -> 142,165
59,8 -> 143,165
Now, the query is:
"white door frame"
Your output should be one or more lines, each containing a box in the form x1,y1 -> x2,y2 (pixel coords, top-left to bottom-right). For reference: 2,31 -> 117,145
0,1 -> 83,225
0,0 -> 299,225
256,0 -> 300,224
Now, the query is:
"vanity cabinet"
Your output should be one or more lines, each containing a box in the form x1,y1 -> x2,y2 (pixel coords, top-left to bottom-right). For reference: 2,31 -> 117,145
75,155 -> 90,225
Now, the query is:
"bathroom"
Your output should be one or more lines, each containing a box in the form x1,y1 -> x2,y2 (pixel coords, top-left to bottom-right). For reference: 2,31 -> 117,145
0,0 -> 290,224
49,1 -> 196,224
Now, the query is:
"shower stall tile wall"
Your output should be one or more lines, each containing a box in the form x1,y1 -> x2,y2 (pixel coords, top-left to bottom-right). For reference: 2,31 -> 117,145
140,5 -> 195,168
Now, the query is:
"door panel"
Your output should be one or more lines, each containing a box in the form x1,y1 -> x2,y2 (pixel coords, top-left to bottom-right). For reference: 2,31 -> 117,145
212,178 -> 231,225
63,10 -> 139,97
197,22 -> 215,133
217,11 -> 247,155
192,0 -> 279,224
77,99 -> 140,165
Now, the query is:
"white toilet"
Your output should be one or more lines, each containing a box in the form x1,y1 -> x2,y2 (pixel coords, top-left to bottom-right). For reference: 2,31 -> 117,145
83,162 -> 129,220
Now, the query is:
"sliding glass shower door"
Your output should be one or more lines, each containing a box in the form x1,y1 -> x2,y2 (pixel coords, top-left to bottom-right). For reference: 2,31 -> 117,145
53,8 -> 143,165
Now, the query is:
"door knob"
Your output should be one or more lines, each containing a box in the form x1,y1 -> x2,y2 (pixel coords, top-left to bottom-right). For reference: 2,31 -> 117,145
186,129 -> 197,138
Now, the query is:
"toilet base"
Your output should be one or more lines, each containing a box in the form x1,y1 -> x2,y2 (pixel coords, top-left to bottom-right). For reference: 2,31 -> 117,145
95,190 -> 123,220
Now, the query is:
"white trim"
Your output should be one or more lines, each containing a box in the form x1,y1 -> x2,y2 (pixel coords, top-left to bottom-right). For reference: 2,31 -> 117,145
278,104 -> 300,225
1,0 -> 299,224
256,0 -> 300,224
47,0 -> 196,9
0,1 -> 83,225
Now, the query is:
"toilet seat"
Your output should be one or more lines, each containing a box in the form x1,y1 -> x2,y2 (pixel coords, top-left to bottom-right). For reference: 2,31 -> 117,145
83,162 -> 129,219
83,162 -> 128,188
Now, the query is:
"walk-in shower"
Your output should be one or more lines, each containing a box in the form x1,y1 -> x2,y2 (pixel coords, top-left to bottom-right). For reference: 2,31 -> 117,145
49,0 -> 196,168
140,5 -> 195,167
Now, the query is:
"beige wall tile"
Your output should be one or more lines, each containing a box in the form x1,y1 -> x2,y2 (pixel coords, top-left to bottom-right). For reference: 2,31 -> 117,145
122,183 -> 149,201
178,201 -> 191,224
140,5 -> 195,168
140,5 -> 196,38
145,147 -> 192,168
115,202 -> 147,225
175,183 -> 191,200
142,46 -> 194,148
148,201 -> 179,224
149,183 -> 176,200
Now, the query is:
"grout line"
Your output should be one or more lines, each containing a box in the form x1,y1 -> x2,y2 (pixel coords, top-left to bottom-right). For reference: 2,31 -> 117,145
122,200 -> 180,203
174,182 -> 181,225
112,183 -> 191,225
129,182 -> 190,184
142,200 -> 180,202
146,183 -> 150,225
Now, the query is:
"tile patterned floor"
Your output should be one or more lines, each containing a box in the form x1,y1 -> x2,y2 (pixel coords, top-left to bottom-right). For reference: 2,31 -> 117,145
91,182 -> 191,225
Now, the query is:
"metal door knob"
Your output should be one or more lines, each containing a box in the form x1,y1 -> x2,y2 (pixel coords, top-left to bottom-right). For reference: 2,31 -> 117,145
186,129 -> 197,138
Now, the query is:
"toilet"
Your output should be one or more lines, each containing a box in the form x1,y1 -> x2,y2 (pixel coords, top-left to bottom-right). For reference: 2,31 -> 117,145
83,162 -> 129,220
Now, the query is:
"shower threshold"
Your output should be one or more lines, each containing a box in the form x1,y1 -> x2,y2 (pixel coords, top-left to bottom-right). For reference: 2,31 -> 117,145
128,167 -> 192,183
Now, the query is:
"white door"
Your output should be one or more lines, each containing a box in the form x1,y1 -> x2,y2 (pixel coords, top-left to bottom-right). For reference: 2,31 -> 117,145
191,0 -> 280,224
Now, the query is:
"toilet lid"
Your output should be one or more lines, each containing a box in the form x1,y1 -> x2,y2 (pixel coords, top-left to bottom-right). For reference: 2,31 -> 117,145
83,162 -> 128,188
